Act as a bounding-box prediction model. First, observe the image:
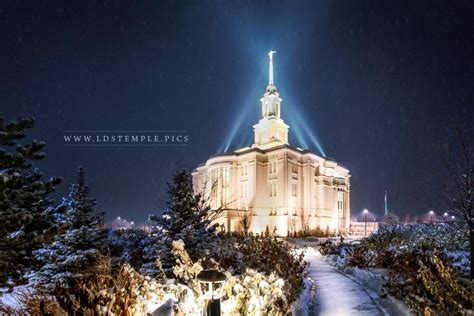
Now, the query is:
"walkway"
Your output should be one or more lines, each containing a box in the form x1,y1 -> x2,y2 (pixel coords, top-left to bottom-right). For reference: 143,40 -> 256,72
302,245 -> 410,316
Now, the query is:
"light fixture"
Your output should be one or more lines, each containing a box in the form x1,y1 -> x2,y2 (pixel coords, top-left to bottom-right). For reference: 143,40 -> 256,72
197,270 -> 227,316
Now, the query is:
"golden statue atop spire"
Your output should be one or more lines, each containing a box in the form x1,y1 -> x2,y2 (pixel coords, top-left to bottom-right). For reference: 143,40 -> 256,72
268,50 -> 277,61
268,50 -> 277,86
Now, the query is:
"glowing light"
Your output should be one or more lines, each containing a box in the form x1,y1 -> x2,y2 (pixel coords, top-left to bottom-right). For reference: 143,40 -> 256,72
429,210 -> 434,215
284,100 -> 326,157
197,270 -> 227,300
117,216 -> 121,220
443,212 -> 448,217
219,52 -> 327,157
220,96 -> 255,153
363,209 -> 369,214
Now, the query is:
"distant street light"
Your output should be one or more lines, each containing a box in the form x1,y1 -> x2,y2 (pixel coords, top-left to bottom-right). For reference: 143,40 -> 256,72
443,212 -> 448,217
451,215 -> 455,220
429,210 -> 434,223
117,216 -> 121,220
363,209 -> 369,236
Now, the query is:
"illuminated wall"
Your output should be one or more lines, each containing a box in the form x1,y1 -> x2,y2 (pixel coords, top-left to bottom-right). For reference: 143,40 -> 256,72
192,145 -> 350,236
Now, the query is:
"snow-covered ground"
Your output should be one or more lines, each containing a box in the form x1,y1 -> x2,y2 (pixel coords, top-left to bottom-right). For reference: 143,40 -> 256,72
291,239 -> 412,316
0,285 -> 31,311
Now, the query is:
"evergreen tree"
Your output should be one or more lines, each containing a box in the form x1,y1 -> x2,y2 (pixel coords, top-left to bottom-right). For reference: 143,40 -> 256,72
383,212 -> 400,225
0,115 -> 62,288
32,167 -> 108,289
139,228 -> 166,278
146,170 -> 219,273
109,228 -> 147,271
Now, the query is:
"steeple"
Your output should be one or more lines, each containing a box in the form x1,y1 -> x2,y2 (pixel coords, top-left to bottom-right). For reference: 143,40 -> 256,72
253,51 -> 289,149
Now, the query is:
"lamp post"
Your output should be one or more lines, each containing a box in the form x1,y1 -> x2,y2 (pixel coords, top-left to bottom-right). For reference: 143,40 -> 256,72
429,210 -> 434,223
363,209 -> 369,236
197,270 -> 227,316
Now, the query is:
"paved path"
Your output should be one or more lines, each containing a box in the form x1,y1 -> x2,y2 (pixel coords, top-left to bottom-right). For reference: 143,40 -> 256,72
306,248 -> 382,315
303,246 -> 410,316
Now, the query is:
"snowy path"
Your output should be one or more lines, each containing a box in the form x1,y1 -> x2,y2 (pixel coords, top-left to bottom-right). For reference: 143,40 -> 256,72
306,248 -> 382,315
303,246 -> 410,316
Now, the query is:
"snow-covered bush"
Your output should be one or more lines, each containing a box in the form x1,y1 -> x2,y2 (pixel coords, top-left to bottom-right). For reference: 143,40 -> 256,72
222,269 -> 288,314
319,237 -> 350,256
0,290 -> 67,315
208,235 -> 308,306
366,223 -> 469,252
171,238 -> 299,315
446,251 -> 471,279
324,223 -> 470,269
240,236 -> 308,306
385,250 -> 471,315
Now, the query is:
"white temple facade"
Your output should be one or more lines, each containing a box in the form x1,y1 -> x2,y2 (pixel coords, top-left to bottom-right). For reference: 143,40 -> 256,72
192,52 -> 350,236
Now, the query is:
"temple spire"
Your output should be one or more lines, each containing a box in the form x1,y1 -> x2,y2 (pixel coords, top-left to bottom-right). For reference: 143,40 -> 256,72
268,50 -> 276,85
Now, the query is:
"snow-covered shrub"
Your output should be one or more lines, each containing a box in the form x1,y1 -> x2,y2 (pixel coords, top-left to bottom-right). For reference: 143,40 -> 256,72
338,223 -> 471,269
171,239 -> 203,290
170,238 -> 306,315
385,250 -> 471,315
222,269 -> 288,314
0,290 -> 67,315
319,237 -> 349,256
446,251 -> 471,279
319,238 -> 359,269
365,223 -> 469,253
232,236 -> 308,305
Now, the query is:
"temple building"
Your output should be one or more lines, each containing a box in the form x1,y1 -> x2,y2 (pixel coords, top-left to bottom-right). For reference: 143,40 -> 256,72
192,52 -> 350,236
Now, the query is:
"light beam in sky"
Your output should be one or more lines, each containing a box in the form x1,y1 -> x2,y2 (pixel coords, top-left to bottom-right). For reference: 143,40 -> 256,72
219,50 -> 326,157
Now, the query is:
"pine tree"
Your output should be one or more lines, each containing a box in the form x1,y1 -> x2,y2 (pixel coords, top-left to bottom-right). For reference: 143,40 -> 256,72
0,115 -> 62,288
32,167 -> 108,289
109,228 -> 147,271
383,212 -> 400,225
137,224 -> 166,278
146,169 -> 219,273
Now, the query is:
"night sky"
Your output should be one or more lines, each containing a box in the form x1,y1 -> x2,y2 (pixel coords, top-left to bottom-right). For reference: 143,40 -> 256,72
2,1 -> 473,224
